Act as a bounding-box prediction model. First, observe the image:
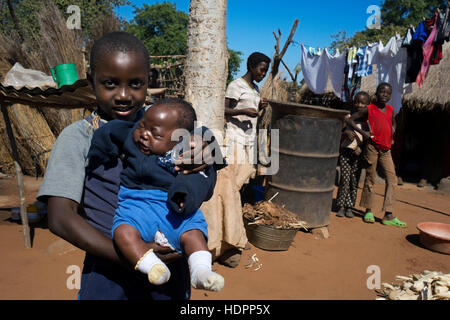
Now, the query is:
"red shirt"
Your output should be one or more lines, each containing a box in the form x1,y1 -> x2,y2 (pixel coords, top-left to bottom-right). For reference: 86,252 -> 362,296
367,104 -> 393,151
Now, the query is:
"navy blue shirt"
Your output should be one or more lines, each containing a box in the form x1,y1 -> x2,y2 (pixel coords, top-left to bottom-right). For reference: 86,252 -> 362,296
86,120 -> 218,232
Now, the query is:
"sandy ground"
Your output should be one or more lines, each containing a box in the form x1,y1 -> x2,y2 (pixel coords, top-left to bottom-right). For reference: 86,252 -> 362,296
0,174 -> 449,300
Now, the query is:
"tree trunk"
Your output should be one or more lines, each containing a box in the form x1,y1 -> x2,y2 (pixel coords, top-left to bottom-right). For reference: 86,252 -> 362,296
184,0 -> 228,143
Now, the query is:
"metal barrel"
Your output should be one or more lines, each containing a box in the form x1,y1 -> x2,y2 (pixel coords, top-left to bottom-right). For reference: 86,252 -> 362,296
265,100 -> 348,228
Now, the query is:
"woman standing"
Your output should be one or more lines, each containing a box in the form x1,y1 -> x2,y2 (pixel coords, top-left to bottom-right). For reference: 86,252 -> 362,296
224,52 -> 271,166
202,52 -> 271,268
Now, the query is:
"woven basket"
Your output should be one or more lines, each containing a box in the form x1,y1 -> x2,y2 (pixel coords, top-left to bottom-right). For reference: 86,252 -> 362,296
244,217 -> 297,251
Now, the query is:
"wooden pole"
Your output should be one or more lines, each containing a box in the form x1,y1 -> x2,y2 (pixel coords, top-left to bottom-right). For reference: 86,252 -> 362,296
1,103 -> 31,249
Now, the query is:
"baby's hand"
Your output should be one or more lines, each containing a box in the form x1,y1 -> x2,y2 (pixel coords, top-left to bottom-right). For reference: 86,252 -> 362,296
171,192 -> 186,213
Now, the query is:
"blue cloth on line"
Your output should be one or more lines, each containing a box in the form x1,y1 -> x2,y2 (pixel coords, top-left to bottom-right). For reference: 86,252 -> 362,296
411,21 -> 429,43
112,186 -> 208,253
355,45 -> 373,77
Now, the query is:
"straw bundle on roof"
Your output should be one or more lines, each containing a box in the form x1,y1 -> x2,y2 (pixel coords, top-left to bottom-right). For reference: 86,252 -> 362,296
0,116 -> 15,174
4,104 -> 56,176
31,2 -> 86,134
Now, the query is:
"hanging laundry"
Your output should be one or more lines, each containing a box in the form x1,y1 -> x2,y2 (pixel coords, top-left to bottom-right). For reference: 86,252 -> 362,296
301,44 -> 328,94
324,48 -> 346,97
405,21 -> 430,83
371,36 -> 410,115
435,7 -> 450,44
308,46 -> 318,56
416,13 -> 439,88
431,44 -> 443,65
411,21 -> 429,42
355,44 -> 377,77
341,48 -> 361,103
317,47 -> 322,56
401,26 -> 415,47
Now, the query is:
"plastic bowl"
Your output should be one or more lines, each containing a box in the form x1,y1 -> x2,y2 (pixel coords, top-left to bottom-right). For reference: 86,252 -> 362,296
416,222 -> 450,255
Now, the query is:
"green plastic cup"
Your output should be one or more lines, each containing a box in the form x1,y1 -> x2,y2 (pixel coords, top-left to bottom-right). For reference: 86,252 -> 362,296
50,63 -> 79,88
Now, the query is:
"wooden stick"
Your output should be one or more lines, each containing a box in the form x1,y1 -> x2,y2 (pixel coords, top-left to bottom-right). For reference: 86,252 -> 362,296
281,59 -> 296,82
1,103 -> 31,249
279,20 -> 299,60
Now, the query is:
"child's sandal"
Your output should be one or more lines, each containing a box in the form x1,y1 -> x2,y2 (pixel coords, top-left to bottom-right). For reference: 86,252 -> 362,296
364,212 -> 375,223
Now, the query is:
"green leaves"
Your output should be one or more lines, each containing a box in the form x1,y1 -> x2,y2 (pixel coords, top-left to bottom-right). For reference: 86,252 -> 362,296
126,3 -> 188,56
330,0 -> 447,50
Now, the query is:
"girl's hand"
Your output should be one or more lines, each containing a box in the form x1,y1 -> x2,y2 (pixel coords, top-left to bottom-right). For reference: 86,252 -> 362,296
174,136 -> 208,174
344,130 -> 356,141
259,98 -> 269,109
363,131 -> 373,141
242,108 -> 259,118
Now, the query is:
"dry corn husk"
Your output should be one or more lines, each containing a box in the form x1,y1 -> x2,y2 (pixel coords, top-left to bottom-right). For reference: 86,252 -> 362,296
377,271 -> 450,300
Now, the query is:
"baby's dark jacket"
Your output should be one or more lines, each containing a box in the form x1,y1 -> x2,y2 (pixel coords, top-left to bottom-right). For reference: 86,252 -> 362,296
87,120 -> 217,216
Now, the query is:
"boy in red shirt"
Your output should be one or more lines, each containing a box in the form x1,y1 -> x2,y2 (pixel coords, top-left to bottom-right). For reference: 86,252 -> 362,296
346,83 -> 406,228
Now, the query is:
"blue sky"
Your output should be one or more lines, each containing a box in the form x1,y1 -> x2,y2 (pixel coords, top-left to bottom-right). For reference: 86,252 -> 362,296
116,0 -> 384,81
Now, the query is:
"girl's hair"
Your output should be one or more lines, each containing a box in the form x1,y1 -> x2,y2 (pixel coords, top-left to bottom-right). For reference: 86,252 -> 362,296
152,98 -> 197,132
247,52 -> 271,71
90,32 -> 150,75
354,91 -> 370,101
376,82 -> 392,94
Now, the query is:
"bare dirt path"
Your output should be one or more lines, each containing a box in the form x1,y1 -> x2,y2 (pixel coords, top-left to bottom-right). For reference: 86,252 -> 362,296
0,175 -> 448,300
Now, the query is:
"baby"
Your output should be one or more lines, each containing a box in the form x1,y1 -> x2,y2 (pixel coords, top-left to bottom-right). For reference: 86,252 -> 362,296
87,98 -> 224,291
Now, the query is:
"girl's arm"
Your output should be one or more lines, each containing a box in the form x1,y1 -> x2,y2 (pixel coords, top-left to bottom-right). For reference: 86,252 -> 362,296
225,97 -> 258,118
346,108 -> 371,140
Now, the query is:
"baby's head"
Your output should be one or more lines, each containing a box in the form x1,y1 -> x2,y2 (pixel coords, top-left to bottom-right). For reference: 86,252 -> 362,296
353,91 -> 370,112
133,98 -> 197,155
88,31 -> 150,122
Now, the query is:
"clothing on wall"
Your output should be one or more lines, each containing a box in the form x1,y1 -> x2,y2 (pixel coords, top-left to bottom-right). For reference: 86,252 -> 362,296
417,13 -> 439,88
435,7 -> 450,44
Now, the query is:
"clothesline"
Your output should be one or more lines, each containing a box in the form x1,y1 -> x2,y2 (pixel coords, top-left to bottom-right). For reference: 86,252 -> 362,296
299,8 -> 449,115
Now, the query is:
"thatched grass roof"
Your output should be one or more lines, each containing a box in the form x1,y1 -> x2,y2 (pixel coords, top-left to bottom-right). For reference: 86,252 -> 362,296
299,41 -> 450,111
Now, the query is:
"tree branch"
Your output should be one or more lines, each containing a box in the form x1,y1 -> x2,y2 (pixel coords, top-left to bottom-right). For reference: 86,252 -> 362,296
271,19 -> 299,77
281,59 -> 295,82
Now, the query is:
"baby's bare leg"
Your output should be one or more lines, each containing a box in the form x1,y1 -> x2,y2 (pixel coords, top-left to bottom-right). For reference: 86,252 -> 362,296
180,229 -> 209,256
114,224 -> 149,265
180,229 -> 224,292
114,224 -> 171,285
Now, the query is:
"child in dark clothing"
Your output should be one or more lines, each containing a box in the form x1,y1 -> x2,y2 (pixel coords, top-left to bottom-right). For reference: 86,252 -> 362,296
336,91 -> 370,218
87,98 -> 225,292
346,83 -> 406,228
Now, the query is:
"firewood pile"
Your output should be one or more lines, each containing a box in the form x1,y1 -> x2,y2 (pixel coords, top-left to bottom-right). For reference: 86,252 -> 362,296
243,201 -> 308,231
376,271 -> 450,300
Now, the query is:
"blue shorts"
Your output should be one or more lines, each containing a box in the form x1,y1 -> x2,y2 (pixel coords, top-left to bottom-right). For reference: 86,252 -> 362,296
112,186 -> 208,253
